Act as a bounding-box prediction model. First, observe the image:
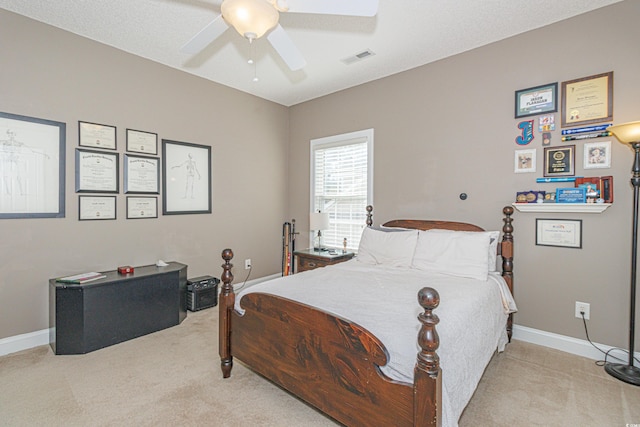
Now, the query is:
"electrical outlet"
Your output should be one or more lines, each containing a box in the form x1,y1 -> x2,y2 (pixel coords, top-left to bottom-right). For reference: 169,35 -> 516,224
245,259 -> 252,270
575,301 -> 590,320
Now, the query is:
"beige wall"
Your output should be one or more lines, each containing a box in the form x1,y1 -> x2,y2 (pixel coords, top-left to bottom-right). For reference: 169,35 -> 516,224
289,1 -> 640,349
0,10 -> 289,339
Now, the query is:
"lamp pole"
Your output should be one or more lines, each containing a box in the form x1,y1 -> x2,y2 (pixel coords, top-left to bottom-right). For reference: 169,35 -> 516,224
605,142 -> 640,385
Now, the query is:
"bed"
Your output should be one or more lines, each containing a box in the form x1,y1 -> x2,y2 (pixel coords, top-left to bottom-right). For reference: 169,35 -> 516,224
217,206 -> 515,427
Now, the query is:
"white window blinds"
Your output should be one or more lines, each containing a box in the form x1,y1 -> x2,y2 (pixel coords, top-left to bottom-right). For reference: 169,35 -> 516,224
310,129 -> 373,250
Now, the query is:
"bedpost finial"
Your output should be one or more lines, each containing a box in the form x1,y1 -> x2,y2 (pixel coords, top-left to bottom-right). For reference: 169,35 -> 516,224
222,248 -> 234,261
418,287 -> 440,310
503,205 -> 514,217
366,205 -> 373,227
416,287 -> 440,376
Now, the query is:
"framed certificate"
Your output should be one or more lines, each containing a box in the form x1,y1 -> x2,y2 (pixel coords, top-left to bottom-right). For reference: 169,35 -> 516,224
78,121 -> 117,150
126,196 -> 158,219
75,149 -> 119,193
536,219 -> 582,249
0,111 -> 66,219
543,145 -> 575,177
561,72 -> 613,128
126,129 -> 158,155
515,82 -> 558,118
162,139 -> 212,215
79,195 -> 116,220
124,154 -> 159,194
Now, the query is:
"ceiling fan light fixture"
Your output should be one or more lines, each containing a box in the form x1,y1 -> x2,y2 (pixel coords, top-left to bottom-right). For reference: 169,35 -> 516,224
222,0 -> 279,39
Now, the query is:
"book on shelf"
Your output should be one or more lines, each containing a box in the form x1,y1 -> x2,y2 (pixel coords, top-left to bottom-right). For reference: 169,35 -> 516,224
56,272 -> 106,284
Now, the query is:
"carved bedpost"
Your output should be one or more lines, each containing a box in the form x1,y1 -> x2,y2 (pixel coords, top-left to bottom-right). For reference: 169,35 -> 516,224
219,248 -> 235,378
501,206 -> 514,341
413,287 -> 442,427
366,205 -> 373,227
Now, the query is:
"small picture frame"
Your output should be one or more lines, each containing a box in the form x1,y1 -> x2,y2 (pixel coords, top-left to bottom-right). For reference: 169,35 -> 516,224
543,145 -> 575,177
126,129 -> 158,155
78,121 -> 117,150
126,196 -> 158,219
515,82 -> 558,118
536,218 -> 582,249
514,149 -> 536,173
75,149 -> 119,193
79,195 -> 116,220
583,141 -> 611,169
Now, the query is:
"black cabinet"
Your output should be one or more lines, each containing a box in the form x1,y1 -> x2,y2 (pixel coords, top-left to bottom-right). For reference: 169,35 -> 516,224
49,262 -> 187,355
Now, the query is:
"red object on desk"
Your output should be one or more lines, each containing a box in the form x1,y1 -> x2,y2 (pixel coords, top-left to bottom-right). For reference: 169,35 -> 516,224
118,266 -> 134,274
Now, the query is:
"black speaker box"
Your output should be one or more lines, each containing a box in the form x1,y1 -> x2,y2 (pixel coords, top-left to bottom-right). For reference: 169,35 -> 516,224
186,276 -> 219,311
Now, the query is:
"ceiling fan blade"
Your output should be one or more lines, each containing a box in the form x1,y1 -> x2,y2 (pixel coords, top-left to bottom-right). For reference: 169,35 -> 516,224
284,0 -> 378,17
267,24 -> 307,71
180,15 -> 229,55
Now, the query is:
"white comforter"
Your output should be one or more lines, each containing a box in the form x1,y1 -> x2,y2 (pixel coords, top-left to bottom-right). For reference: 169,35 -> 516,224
235,260 -> 517,427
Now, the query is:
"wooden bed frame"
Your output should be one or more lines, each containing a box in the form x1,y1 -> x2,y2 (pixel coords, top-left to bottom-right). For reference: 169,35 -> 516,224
218,206 -> 514,427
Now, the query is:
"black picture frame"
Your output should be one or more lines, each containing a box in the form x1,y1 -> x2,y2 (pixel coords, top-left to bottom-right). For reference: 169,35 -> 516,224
75,148 -> 120,193
515,82 -> 558,118
124,154 -> 160,194
536,218 -> 582,249
543,145 -> 575,177
126,196 -> 158,219
162,139 -> 211,215
78,195 -> 117,221
0,111 -> 66,219
126,129 -> 158,155
78,121 -> 117,150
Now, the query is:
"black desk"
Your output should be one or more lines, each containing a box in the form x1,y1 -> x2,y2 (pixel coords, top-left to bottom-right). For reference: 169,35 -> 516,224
49,262 -> 187,355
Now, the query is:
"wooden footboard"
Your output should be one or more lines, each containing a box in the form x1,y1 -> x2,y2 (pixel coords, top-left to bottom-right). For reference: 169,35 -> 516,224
218,206 -> 514,427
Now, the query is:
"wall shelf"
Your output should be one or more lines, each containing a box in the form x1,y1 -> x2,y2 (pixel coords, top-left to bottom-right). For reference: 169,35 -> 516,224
512,203 -> 612,213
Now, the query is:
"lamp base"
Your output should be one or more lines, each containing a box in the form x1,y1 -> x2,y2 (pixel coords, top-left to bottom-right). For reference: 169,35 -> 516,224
604,362 -> 640,386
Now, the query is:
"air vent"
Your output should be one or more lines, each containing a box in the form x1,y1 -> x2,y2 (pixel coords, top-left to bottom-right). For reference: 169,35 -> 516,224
341,49 -> 376,65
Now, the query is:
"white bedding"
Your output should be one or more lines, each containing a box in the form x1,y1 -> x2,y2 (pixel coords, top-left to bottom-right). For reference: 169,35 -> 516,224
235,260 -> 517,427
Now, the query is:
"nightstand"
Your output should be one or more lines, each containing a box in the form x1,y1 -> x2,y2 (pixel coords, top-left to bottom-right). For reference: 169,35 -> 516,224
294,249 -> 355,273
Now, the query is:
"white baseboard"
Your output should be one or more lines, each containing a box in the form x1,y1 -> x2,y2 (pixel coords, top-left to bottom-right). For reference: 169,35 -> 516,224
513,324 -> 640,362
0,328 -> 51,357
0,273 -> 284,357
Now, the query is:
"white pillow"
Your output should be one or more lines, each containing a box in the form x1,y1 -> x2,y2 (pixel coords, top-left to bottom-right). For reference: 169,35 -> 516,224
356,226 -> 419,267
412,229 -> 491,281
426,229 -> 500,272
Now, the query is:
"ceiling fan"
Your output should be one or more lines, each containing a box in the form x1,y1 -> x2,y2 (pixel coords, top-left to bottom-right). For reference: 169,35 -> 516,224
181,0 -> 379,71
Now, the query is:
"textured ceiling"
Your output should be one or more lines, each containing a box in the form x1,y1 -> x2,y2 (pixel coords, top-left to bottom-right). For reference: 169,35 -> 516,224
0,0 -> 623,106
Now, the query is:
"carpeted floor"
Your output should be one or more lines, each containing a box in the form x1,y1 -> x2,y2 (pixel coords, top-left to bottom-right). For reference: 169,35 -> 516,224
1,307 -> 639,426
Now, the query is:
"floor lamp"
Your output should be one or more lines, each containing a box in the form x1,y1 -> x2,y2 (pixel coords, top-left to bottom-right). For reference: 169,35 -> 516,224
606,121 -> 640,386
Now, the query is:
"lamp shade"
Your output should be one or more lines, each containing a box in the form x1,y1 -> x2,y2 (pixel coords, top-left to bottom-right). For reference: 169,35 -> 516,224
222,0 -> 279,39
309,212 -> 330,231
609,121 -> 640,145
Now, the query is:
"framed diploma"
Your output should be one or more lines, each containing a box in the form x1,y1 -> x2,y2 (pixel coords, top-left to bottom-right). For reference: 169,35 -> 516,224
78,121 -> 117,150
79,195 -> 116,220
126,196 -> 158,219
162,139 -> 212,215
515,82 -> 558,118
124,154 -> 160,194
75,149 -> 119,193
0,111 -> 66,219
536,219 -> 582,249
561,72 -> 613,128
126,129 -> 158,155
543,145 -> 575,177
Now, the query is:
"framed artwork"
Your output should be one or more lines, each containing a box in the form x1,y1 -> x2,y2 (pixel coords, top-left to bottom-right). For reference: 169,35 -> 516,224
583,141 -> 611,169
0,111 -> 66,219
79,195 -> 116,220
514,149 -> 536,173
543,145 -> 575,177
124,154 -> 160,194
126,196 -> 158,219
515,82 -> 558,118
561,71 -> 613,128
78,121 -> 117,150
75,149 -> 119,193
162,139 -> 211,215
536,219 -> 582,249
126,129 -> 158,155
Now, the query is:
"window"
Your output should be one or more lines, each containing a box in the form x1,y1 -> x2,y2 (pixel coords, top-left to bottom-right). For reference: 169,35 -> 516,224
310,129 -> 373,251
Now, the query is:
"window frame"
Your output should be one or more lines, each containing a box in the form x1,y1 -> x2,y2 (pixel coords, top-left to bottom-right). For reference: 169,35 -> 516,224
309,128 -> 374,251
